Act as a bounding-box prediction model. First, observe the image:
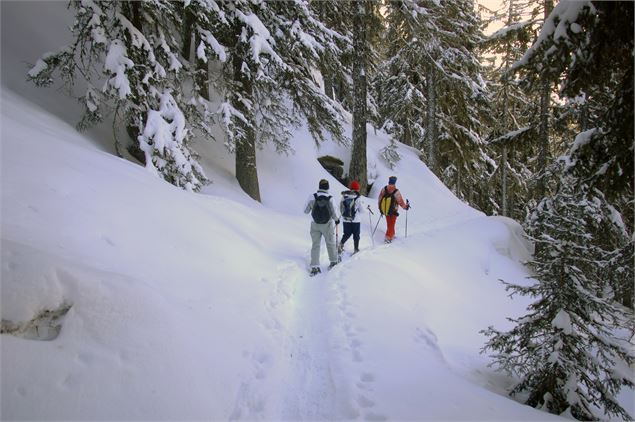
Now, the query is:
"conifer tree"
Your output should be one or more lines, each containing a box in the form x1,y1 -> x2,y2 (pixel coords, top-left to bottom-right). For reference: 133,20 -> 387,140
377,0 -> 492,211
214,0 -> 347,201
482,0 -> 542,218
515,1 -> 634,305
482,175 -> 634,420
28,0 -> 207,191
377,0 -> 428,150
310,0 -> 353,104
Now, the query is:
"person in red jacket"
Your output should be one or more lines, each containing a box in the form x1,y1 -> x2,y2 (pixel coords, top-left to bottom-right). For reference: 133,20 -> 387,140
377,176 -> 409,243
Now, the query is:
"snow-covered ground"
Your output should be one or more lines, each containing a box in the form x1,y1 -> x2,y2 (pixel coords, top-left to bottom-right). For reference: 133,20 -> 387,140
1,2 -> 632,421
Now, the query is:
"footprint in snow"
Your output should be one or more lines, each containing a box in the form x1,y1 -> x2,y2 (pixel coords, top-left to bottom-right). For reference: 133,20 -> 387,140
365,411 -> 388,421
357,394 -> 375,408
360,372 -> 375,383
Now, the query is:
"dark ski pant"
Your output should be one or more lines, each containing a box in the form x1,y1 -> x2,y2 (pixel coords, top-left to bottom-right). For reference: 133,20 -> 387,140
341,222 -> 360,251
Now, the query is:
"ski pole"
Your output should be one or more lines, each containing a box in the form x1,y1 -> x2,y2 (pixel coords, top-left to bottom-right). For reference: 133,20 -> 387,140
335,221 -> 342,262
367,205 -> 375,247
405,199 -> 409,238
372,213 -> 383,237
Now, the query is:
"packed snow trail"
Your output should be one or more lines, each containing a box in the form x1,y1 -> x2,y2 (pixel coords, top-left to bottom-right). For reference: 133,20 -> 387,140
227,244 -> 404,421
279,271 -> 339,419
227,256 -> 354,420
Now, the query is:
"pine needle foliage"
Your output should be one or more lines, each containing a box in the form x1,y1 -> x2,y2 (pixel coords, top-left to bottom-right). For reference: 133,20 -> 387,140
482,175 -> 634,420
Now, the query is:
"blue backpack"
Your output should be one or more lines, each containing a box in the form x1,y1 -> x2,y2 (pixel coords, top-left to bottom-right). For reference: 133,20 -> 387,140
342,194 -> 358,220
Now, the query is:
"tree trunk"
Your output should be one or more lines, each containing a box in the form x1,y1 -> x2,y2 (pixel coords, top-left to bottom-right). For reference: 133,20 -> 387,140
232,41 -> 260,202
349,1 -> 368,193
537,76 -> 550,198
509,143 -> 516,219
402,117 -> 413,147
502,144 -> 508,216
537,0 -> 553,199
579,101 -> 589,131
181,5 -> 195,61
425,63 -> 437,173
457,164 -> 462,199
196,33 -> 210,101
122,1 -> 146,165
320,63 -> 334,100
500,0 -> 515,216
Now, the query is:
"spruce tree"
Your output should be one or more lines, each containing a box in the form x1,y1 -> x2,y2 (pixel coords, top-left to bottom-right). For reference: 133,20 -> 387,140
214,0 -> 347,201
378,0 -> 495,211
482,0 -> 543,219
28,0 -> 206,191
426,0 -> 493,211
310,0 -> 353,104
515,1 -> 634,305
482,175 -> 634,420
377,0 -> 428,150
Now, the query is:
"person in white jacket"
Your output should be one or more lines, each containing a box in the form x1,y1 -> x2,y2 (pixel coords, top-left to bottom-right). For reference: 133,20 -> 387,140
339,180 -> 364,254
304,179 -> 340,276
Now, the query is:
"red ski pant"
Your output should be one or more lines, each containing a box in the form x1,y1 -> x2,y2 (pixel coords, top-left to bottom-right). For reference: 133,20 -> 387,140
385,215 -> 398,241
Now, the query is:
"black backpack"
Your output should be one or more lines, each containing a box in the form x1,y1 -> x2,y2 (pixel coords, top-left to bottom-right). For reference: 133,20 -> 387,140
312,193 -> 332,224
342,193 -> 358,220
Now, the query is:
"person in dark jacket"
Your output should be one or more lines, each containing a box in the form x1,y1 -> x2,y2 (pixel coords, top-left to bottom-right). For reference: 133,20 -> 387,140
339,180 -> 364,254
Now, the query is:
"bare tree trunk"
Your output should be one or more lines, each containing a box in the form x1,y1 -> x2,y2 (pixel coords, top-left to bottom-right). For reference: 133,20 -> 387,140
349,0 -> 368,193
232,38 -> 260,202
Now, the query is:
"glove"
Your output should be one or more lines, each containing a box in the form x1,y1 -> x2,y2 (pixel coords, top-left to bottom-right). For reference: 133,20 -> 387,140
335,219 -> 340,225
406,204 -> 411,210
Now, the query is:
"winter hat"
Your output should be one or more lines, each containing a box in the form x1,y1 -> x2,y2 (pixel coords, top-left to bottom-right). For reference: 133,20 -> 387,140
350,180 -> 360,192
388,176 -> 397,185
319,179 -> 329,190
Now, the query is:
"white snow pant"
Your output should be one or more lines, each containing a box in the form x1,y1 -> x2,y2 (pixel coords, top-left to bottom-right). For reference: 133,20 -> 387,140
310,220 -> 337,267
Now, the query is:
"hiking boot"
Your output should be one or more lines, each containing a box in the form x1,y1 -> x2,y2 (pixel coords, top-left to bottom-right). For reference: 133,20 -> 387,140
309,267 -> 321,277
338,243 -> 344,254
384,238 -> 392,244
328,261 -> 338,270
353,248 -> 360,254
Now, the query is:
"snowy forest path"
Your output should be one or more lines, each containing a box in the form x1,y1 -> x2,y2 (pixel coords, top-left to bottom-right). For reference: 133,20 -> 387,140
228,257 -> 357,420
278,267 -> 340,419
276,256 -> 382,420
